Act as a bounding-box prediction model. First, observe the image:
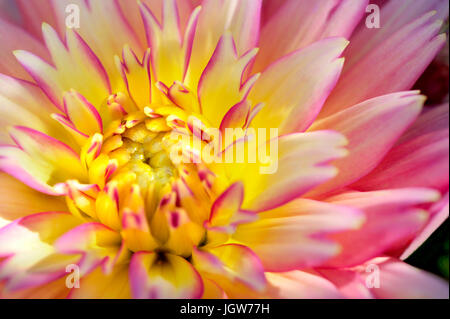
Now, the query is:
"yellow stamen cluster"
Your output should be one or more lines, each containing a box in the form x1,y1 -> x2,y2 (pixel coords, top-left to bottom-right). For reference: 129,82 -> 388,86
64,91 -> 226,258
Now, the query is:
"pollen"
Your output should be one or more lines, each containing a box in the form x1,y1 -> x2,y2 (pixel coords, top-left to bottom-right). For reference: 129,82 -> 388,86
106,122 -> 177,192
59,90 -> 228,257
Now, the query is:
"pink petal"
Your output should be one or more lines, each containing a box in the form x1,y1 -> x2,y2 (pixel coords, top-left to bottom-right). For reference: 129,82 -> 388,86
0,73 -> 69,144
254,0 -> 368,72
354,103 -> 449,193
209,182 -> 244,226
355,257 -> 449,299
234,198 -> 364,271
0,17 -> 50,81
400,193 -> 449,259
139,0 -> 194,86
54,222 -> 123,275
322,188 -> 440,267
0,127 -> 87,194
265,270 -> 344,299
250,38 -> 347,134
15,24 -> 111,110
317,268 -> 374,299
0,212 -> 81,291
229,131 -> 348,212
321,7 -> 447,117
16,0 -> 58,39
308,91 -> 424,197
219,100 -> 251,132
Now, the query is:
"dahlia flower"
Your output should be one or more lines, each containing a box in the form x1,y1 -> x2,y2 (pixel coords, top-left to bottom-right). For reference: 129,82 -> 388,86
0,0 -> 448,299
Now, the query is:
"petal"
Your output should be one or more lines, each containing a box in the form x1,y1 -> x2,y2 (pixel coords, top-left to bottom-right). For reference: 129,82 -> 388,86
63,90 -> 103,136
265,271 -> 343,299
120,184 -> 158,252
68,265 -> 131,299
0,172 -> 67,221
0,73 -> 69,144
16,0 -> 58,39
346,0 -> 449,69
0,276 -> 69,299
250,38 -> 347,134
209,181 -> 244,221
317,268 -> 374,299
139,0 -> 200,87
185,0 -> 262,92
220,100 -> 252,132
0,212 -> 80,253
0,17 -> 50,81
0,0 -> 21,25
224,131 -> 348,212
254,0 -> 367,72
14,24 -> 111,110
207,182 -> 257,233
201,277 -> 228,299
355,257 -> 449,299
54,222 -> 125,275
0,126 -> 87,194
234,198 -> 364,271
95,182 -> 121,231
115,46 -> 152,109
50,0 -> 142,88
129,251 -> 203,299
400,193 -> 449,259
261,0 -> 284,24
322,188 -> 440,267
192,244 -> 266,291
198,33 -> 259,127
308,92 -> 424,197
0,212 -> 81,291
354,103 -> 449,193
118,0 -> 194,54
321,7 -> 447,117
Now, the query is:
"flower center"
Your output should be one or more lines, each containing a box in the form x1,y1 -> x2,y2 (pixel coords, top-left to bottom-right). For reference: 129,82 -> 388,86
109,123 -> 177,192
63,91 -> 232,257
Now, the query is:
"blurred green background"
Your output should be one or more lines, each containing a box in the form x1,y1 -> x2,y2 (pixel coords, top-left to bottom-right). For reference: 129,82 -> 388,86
406,219 -> 449,280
